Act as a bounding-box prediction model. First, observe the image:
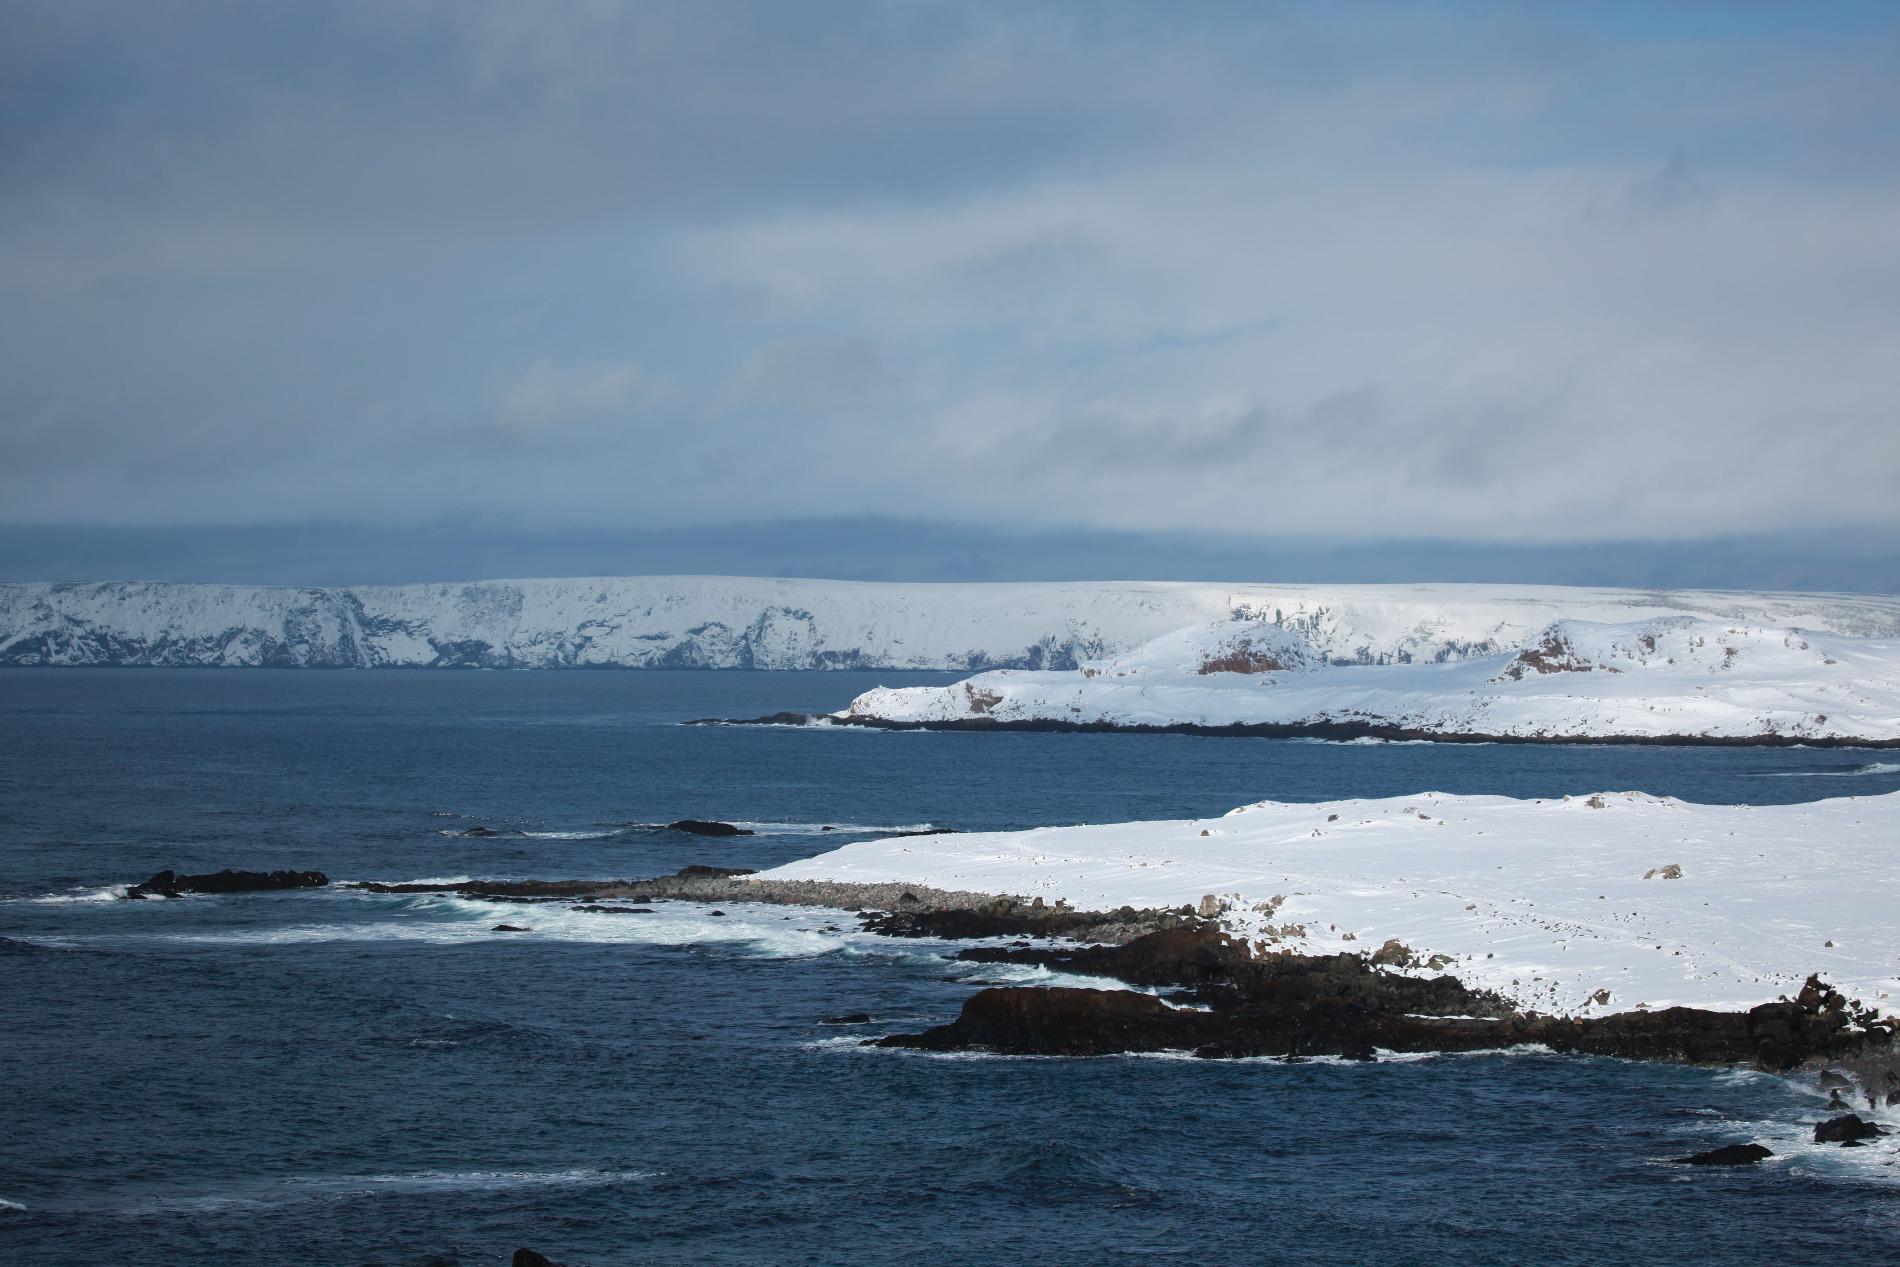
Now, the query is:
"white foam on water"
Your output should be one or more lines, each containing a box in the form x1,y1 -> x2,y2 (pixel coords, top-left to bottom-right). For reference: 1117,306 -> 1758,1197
0,1197 -> 25,1212
23,883 -> 126,905
304,1167 -> 656,1195
1751,762 -> 1900,778
120,893 -> 897,960
517,829 -> 624,840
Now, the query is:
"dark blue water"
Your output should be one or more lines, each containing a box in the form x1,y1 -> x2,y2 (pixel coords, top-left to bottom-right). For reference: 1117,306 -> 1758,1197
4,669 -> 1898,1266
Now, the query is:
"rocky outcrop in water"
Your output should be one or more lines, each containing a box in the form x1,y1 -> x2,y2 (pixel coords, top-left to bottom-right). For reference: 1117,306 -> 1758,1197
1813,1114 -> 1889,1145
124,868 -> 330,899
875,930 -> 1897,1071
665,820 -> 753,836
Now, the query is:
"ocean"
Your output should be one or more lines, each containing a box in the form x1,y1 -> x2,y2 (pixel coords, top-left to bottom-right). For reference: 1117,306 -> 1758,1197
4,669 -> 1897,1265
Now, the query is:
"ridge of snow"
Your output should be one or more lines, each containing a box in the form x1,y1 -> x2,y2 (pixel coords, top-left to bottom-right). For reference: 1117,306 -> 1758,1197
3,577 -> 1899,671
757,790 -> 1900,1016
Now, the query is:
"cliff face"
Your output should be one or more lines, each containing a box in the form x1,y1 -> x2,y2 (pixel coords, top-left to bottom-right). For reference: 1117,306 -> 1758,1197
4,576 -> 1898,670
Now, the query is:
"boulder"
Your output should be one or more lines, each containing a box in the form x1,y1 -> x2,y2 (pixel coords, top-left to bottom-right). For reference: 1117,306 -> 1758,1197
1813,1114 -> 1889,1144
491,924 -> 532,933
1672,1143 -> 1772,1166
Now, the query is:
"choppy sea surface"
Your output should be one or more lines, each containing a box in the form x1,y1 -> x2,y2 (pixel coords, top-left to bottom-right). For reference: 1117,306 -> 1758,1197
3,668 -> 1898,1266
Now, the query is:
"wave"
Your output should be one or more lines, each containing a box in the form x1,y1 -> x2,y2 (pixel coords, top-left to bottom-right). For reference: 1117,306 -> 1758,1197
302,1167 -> 655,1195
107,1167 -> 656,1217
24,883 -> 125,905
0,1197 -> 24,1212
123,896 -> 893,959
1749,762 -> 1900,779
516,829 -> 625,840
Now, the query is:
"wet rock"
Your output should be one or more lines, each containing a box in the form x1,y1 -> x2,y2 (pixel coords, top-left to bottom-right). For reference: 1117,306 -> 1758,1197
876,987 -> 1195,1057
569,904 -> 653,914
1673,1143 -> 1773,1166
822,1013 -> 873,1025
491,924 -> 531,933
670,865 -> 756,879
460,826 -> 499,837
1819,1069 -> 1853,1090
1813,1114 -> 1889,1144
884,933 -> 1897,1068
512,1251 -> 565,1267
124,868 -> 330,899
666,819 -> 753,836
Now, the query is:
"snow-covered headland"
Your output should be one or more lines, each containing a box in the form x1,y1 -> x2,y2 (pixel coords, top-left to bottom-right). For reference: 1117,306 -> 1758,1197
5,577 -> 1900,671
835,615 -> 1900,745
761,790 -> 1900,1019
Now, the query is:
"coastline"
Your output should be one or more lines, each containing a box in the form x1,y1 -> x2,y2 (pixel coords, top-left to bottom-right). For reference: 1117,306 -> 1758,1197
694,711 -> 1900,748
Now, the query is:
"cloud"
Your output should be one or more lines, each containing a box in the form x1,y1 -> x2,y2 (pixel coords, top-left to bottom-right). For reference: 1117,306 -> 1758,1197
496,361 -> 650,432
2,1 -> 1899,550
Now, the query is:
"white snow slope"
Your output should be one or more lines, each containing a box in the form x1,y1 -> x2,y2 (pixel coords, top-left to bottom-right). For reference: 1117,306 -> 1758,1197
3,577 -> 1899,671
759,790 -> 1900,1016
843,615 -> 1900,742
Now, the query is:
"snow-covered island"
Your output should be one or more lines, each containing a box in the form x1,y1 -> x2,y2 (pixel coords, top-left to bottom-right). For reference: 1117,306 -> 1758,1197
835,614 -> 1900,745
761,790 -> 1900,1018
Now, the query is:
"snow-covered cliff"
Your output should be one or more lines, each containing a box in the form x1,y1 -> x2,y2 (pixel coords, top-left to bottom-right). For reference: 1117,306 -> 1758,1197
841,614 -> 1900,743
3,576 -> 1899,672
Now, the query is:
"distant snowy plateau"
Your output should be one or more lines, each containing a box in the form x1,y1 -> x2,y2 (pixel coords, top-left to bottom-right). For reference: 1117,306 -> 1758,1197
6,576 -> 1900,742
843,612 -> 1900,745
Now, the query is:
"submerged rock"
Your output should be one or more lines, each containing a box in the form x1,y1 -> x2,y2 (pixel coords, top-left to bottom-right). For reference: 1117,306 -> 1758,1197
666,819 -> 753,836
459,826 -> 500,837
491,924 -> 532,933
1673,1143 -> 1773,1166
512,1251 -> 565,1267
822,1013 -> 873,1025
124,868 -> 329,899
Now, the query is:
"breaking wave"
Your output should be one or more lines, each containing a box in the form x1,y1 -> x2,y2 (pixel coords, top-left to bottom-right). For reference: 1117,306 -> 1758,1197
1750,762 -> 1900,779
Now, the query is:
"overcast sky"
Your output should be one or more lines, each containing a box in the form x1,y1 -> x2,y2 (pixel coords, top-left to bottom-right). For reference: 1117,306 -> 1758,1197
4,2 -> 1899,585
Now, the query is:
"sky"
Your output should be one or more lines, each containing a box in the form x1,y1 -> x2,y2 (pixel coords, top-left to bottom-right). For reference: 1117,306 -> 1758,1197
3,1 -> 1899,588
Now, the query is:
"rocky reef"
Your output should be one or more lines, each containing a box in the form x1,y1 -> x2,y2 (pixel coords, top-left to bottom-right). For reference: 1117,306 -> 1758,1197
123,868 -> 329,899
874,929 -> 1899,1078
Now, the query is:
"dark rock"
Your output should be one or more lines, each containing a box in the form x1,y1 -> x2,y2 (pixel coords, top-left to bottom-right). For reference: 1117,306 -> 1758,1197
460,826 -> 500,837
1673,1143 -> 1773,1166
569,905 -> 653,914
670,864 -> 756,879
666,819 -> 753,837
877,987 -> 1195,1057
124,868 -> 330,899
491,924 -> 531,933
822,1013 -> 873,1025
878,933 -> 1899,1069
512,1252 -> 565,1267
1814,1114 -> 1889,1144
709,910 -> 726,917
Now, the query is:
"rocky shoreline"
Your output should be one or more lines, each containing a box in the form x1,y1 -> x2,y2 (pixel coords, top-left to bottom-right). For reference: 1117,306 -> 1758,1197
349,866 -> 1208,943
689,711 -> 1900,749
345,868 -> 1899,1104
